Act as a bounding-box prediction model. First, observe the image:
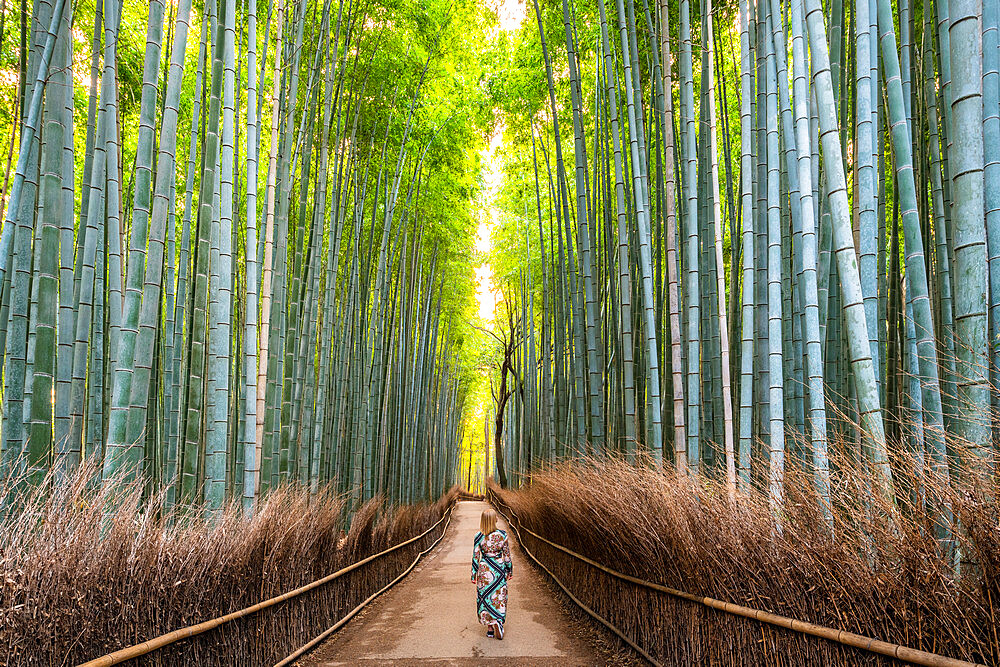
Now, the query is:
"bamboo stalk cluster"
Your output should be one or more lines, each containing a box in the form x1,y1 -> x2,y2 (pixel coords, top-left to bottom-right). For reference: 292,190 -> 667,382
494,0 -> 997,521
0,0 -> 480,513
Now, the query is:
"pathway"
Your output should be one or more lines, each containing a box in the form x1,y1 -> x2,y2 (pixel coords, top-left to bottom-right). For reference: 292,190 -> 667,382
297,500 -> 609,666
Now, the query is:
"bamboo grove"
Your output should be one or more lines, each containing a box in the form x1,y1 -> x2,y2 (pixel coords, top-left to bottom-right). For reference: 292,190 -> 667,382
490,0 -> 996,524
0,0 -> 490,512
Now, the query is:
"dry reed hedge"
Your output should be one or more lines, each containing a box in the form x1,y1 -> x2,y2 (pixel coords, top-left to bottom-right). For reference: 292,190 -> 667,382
495,457 -> 998,666
0,469 -> 458,665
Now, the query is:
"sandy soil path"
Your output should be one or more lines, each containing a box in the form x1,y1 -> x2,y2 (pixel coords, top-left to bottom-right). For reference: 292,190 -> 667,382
296,500 -> 608,666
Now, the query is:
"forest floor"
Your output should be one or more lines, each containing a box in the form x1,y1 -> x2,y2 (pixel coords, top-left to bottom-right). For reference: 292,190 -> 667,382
296,500 -> 637,666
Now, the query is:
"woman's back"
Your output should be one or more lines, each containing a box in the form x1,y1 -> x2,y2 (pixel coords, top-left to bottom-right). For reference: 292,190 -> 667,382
475,529 -> 508,555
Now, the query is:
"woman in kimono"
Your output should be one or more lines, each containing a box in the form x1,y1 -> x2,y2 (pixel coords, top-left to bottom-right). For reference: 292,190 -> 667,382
471,508 -> 513,639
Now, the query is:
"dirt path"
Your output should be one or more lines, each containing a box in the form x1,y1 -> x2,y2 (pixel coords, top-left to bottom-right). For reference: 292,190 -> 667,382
297,500 -> 609,666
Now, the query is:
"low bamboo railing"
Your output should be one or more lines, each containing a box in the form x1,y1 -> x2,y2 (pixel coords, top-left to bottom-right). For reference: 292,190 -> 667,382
79,504 -> 453,667
272,507 -> 453,666
488,490 -> 986,667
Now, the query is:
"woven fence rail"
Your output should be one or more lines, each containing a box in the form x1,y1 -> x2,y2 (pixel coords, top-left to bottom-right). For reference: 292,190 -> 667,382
76,504 -> 453,667
488,491 -> 987,667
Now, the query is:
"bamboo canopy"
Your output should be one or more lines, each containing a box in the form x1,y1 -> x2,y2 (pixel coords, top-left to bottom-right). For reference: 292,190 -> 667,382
0,0 -> 996,582
485,0 -> 997,534
0,0 -> 483,511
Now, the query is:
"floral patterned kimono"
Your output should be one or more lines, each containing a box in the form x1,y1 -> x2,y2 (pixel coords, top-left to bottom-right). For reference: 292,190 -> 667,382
471,529 -> 513,634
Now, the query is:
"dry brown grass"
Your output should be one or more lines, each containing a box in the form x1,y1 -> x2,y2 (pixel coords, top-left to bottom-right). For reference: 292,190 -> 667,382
0,467 -> 458,665
495,454 -> 999,666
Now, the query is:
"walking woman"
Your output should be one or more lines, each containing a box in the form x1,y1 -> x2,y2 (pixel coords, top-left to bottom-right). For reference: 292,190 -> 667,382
471,508 -> 513,639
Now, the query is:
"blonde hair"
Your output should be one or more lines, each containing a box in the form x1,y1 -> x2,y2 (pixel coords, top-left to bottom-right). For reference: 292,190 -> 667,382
480,509 -> 498,536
